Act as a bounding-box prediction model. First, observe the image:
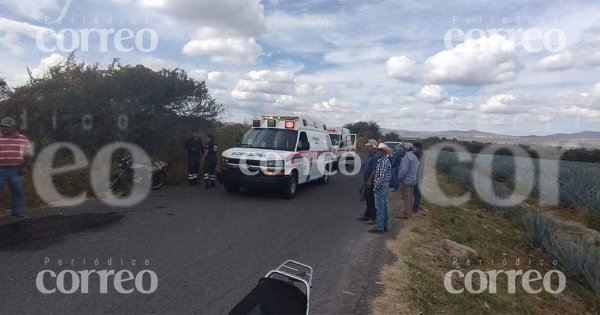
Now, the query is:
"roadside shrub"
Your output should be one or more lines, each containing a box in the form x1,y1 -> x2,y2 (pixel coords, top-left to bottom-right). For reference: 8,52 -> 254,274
546,236 -> 600,283
584,267 -> 600,305
587,210 -> 600,232
523,213 -> 556,248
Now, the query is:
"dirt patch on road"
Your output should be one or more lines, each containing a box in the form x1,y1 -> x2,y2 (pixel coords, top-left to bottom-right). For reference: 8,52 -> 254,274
0,212 -> 124,251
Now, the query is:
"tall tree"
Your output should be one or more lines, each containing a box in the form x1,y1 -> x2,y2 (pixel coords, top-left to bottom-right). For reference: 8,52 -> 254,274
0,77 -> 9,101
1,55 -> 224,159
343,121 -> 382,139
384,131 -> 401,141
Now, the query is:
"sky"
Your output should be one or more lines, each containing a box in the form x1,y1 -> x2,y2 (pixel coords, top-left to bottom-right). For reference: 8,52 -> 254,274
1,0 -> 600,136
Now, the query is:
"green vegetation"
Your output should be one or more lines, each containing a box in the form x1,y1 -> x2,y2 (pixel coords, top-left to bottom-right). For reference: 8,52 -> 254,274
343,121 -> 382,140
430,148 -> 600,306
0,54 -> 224,208
374,173 -> 594,314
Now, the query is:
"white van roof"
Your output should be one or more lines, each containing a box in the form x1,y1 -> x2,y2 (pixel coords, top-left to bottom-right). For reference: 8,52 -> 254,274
326,127 -> 350,134
253,115 -> 328,132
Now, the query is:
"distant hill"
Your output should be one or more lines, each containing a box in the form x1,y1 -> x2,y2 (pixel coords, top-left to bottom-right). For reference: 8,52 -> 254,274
381,129 -> 600,148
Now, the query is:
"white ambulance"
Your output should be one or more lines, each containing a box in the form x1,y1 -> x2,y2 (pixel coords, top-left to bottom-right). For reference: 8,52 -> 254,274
326,127 -> 357,169
217,115 -> 335,198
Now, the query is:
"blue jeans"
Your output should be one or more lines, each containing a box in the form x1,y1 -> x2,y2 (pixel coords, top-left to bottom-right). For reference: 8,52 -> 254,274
375,184 -> 389,231
413,182 -> 421,212
0,168 -> 24,215
362,185 -> 376,220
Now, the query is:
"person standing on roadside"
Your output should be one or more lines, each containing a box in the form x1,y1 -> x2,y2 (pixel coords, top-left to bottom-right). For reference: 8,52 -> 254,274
358,139 -> 378,223
412,142 -> 423,212
0,117 -> 32,219
396,142 -> 419,220
184,130 -> 204,186
390,143 -> 404,191
203,134 -> 218,189
368,143 -> 392,234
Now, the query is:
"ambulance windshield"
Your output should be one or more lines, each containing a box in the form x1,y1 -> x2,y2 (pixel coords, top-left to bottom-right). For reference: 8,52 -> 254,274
239,128 -> 299,151
328,134 -> 341,146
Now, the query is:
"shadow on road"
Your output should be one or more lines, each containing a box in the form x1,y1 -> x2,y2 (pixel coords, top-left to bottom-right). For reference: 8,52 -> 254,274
0,212 -> 124,251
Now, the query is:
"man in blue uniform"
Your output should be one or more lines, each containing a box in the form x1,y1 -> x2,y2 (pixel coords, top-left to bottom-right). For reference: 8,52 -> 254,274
184,130 -> 204,186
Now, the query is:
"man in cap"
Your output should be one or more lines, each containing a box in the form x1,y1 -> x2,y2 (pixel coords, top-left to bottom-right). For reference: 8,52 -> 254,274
358,139 -> 378,223
397,142 -> 419,219
368,143 -> 392,234
0,117 -> 32,219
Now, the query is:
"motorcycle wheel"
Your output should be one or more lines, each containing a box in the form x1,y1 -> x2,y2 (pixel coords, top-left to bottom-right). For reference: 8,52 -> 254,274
109,175 -> 121,191
151,171 -> 167,190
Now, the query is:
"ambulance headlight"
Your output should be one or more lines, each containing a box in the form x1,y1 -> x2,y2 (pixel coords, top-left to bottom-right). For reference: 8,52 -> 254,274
266,160 -> 283,168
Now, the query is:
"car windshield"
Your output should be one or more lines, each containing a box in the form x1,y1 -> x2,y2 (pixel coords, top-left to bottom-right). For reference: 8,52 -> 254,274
329,134 -> 341,146
239,128 -> 299,151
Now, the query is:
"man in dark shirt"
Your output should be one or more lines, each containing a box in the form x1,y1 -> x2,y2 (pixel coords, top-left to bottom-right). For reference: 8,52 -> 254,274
203,134 -> 218,189
184,130 -> 204,186
358,139 -> 378,223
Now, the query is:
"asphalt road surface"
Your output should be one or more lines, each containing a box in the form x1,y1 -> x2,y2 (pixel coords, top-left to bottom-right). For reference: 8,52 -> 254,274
0,172 -> 401,314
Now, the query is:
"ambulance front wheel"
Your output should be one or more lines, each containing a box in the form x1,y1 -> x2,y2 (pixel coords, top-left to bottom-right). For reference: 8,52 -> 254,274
283,172 -> 298,199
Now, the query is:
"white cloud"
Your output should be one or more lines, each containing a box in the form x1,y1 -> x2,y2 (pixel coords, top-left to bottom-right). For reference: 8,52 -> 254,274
139,0 -> 267,37
416,85 -> 447,103
480,94 -> 518,114
537,52 -> 575,71
189,68 -> 208,81
324,46 -> 397,64
274,95 -> 308,108
295,83 -> 312,96
231,70 -> 296,103
182,28 -> 263,64
230,90 -> 278,103
0,17 -> 56,54
442,96 -> 475,111
13,53 -> 66,83
2,0 -> 62,20
139,56 -> 177,71
386,55 -> 418,82
424,109 -> 457,120
537,22 -> 600,71
423,34 -> 519,85
139,0 -> 267,64
591,82 -> 600,100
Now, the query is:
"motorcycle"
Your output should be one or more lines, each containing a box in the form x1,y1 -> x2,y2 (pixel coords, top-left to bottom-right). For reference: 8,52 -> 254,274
108,154 -> 169,191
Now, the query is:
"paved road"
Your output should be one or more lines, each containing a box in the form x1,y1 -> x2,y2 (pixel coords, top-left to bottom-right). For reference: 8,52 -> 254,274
0,172 -> 401,314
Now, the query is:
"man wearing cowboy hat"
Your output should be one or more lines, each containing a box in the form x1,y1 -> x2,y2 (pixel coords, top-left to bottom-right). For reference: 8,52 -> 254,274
368,143 -> 393,234
0,117 -> 32,219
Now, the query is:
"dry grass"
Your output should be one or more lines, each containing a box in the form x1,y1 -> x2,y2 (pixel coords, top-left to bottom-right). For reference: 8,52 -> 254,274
373,172 -> 595,314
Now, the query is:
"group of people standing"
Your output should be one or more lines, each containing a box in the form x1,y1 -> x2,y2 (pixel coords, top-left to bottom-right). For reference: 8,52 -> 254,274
359,139 -> 422,234
184,130 -> 218,189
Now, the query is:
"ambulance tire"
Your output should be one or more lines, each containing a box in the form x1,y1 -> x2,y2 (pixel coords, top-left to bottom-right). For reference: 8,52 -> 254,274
224,180 -> 240,193
283,172 -> 298,199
